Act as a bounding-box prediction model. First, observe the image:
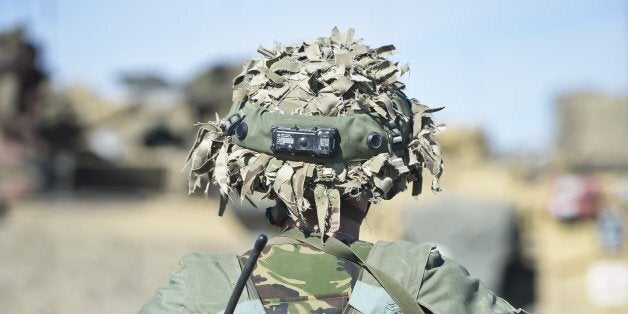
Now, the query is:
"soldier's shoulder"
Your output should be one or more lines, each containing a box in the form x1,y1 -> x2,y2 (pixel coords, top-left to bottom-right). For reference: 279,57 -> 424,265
179,251 -> 236,264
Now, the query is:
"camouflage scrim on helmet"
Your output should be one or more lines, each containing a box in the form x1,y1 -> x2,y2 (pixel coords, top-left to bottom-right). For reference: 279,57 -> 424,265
185,27 -> 444,232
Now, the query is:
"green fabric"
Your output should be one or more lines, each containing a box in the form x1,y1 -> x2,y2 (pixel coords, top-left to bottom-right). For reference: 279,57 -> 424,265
139,253 -> 264,314
363,241 -> 433,301
347,240 -> 432,313
350,241 -> 526,314
229,102 -> 409,163
416,250 -> 526,314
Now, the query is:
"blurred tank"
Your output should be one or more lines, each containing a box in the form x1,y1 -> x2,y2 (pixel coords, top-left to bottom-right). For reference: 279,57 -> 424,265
54,84 -> 195,195
184,64 -> 241,121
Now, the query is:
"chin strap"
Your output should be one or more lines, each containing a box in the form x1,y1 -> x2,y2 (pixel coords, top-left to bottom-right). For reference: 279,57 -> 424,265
340,203 -> 367,224
265,202 -> 290,226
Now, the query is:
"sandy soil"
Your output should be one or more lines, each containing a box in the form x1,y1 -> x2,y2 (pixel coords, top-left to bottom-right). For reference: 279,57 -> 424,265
0,195 -> 256,314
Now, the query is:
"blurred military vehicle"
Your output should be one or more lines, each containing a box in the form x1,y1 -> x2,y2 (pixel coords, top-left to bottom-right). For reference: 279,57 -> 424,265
1,26 -> 245,199
53,82 -> 193,194
183,64 -> 241,121
0,25 -> 194,197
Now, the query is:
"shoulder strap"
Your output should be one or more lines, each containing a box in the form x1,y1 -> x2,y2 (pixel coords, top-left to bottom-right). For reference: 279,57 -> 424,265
277,229 -> 426,314
363,241 -> 434,310
346,241 -> 432,313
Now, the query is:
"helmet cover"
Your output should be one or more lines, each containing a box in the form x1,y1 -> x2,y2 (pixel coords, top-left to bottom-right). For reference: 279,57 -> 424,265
186,27 -> 444,235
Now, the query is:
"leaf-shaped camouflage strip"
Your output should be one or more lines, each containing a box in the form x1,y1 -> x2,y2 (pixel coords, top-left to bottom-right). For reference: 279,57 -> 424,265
293,167 -> 309,212
327,188 -> 341,236
240,154 -> 271,196
314,184 -> 330,240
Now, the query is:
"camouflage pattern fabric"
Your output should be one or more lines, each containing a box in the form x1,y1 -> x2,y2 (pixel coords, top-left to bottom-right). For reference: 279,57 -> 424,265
139,230 -> 528,314
241,241 -> 373,313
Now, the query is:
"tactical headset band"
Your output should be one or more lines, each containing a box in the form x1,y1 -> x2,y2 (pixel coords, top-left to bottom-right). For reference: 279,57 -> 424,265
226,102 -> 410,163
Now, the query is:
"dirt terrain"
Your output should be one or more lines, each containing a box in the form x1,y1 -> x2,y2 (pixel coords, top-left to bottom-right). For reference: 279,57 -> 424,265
0,195 -> 256,314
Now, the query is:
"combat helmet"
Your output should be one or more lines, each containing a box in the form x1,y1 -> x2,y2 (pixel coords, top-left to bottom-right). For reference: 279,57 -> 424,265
186,27 -> 444,236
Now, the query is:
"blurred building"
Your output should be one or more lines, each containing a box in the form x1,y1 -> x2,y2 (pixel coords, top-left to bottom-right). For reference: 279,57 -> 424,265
554,91 -> 628,170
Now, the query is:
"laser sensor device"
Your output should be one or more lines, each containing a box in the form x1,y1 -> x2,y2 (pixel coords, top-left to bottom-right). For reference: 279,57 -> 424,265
271,126 -> 338,157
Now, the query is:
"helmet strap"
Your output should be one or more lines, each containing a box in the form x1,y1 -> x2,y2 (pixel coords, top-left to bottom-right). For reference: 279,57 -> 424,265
340,202 -> 367,224
265,201 -> 289,226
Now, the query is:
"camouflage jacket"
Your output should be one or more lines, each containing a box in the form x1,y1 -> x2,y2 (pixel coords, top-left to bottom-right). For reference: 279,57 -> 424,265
242,238 -> 373,312
140,229 -> 525,314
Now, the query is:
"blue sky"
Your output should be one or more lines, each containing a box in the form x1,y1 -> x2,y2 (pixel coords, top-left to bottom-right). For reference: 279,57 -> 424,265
1,0 -> 626,152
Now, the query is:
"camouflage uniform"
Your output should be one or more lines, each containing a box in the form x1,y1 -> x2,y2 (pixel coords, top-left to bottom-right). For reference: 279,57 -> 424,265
244,237 -> 372,312
140,228 -> 525,313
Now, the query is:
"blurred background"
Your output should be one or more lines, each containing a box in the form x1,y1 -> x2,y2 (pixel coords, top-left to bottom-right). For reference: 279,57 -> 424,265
0,1 -> 626,313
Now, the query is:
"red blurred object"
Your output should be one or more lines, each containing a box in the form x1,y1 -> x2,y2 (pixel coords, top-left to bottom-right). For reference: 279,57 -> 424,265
546,175 -> 601,221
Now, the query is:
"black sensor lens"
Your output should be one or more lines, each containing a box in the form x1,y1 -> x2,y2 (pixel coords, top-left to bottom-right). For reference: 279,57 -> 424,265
235,122 -> 248,140
367,132 -> 382,149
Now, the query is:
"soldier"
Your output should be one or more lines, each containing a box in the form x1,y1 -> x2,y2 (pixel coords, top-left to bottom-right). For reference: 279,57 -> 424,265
141,28 -> 526,313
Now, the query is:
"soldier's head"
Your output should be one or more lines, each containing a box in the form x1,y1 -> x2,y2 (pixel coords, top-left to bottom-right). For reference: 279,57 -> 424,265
186,28 -> 444,235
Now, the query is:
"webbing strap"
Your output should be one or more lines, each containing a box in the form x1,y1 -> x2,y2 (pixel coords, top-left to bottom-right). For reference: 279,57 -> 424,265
276,229 -> 425,314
